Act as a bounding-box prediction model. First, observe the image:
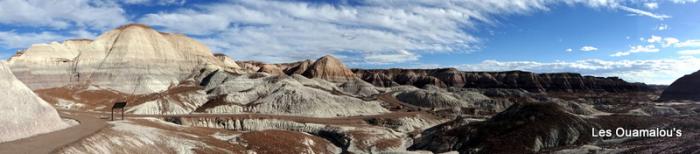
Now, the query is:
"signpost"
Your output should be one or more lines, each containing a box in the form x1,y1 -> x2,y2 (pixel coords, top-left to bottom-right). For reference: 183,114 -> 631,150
111,102 -> 127,121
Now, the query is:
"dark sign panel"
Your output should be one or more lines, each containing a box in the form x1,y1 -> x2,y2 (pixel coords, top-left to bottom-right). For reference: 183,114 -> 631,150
112,102 -> 127,109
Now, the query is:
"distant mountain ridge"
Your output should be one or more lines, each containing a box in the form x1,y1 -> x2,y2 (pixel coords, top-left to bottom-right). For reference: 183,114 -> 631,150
352,68 -> 652,92
239,58 -> 651,92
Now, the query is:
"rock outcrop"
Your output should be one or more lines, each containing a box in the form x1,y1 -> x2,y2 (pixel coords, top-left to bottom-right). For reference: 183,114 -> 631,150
257,64 -> 285,76
658,70 -> 700,101
213,53 -> 240,70
8,24 -> 224,94
410,102 -> 598,153
301,55 -> 355,82
237,55 -> 356,83
284,60 -> 312,75
0,62 -> 68,142
354,68 -> 651,92
393,88 -> 489,109
193,68 -> 388,117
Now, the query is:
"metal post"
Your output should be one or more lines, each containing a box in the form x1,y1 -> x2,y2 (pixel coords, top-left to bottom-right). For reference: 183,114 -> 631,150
121,108 -> 125,120
111,108 -> 114,121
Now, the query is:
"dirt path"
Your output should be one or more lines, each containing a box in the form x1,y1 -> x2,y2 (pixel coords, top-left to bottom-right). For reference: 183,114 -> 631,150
0,112 -> 107,154
0,110 -> 429,153
58,109 -> 433,126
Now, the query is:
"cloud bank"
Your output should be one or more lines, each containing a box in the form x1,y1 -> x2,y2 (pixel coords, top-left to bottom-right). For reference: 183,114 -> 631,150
137,0 -> 672,63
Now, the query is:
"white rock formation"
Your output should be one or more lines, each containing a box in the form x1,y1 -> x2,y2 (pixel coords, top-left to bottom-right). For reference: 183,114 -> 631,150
0,62 -> 68,143
60,118 -> 234,154
200,72 -> 389,117
213,53 -> 240,70
301,55 -> 356,82
8,24 -> 224,94
127,89 -> 209,115
339,78 -> 381,97
394,88 -> 487,109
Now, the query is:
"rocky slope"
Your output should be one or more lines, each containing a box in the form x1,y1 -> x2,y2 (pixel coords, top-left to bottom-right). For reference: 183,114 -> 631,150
237,55 -> 357,82
0,62 -> 68,142
300,55 -> 356,82
353,68 -> 651,92
193,67 -> 387,117
8,24 -> 223,94
213,53 -> 240,70
658,70 -> 700,101
60,118 -> 341,154
410,102 -> 598,153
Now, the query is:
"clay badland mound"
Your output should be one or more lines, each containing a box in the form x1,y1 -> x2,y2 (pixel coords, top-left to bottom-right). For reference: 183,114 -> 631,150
8,23 -> 225,94
411,102 -> 597,153
301,55 -> 356,82
0,62 -> 67,143
659,70 -> 700,101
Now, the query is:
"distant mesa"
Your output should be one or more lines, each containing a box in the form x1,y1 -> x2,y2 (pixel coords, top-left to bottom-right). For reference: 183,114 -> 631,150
353,68 -> 652,93
658,70 -> 700,101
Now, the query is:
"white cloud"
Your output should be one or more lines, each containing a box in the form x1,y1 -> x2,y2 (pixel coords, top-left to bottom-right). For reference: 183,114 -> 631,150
675,40 -> 700,48
140,12 -> 230,35
68,29 -> 98,39
0,31 -> 67,49
364,50 -> 420,64
678,49 -> 700,55
657,24 -> 669,30
135,0 -> 679,64
671,0 -> 700,4
0,0 -> 128,30
663,37 -> 680,47
455,57 -> 700,84
647,35 -> 662,43
617,5 -> 670,20
644,2 -> 659,9
566,48 -> 573,52
580,46 -> 598,51
643,35 -> 679,47
140,0 -> 559,63
613,36 -> 700,57
611,45 -> 659,57
0,29 -> 99,51
122,0 -> 186,5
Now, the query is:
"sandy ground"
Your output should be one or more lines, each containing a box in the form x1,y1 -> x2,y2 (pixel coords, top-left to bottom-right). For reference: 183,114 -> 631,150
0,94 -> 432,154
55,108 -> 435,127
0,112 -> 107,154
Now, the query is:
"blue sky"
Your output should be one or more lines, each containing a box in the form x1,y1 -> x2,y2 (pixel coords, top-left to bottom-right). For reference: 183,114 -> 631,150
1,0 -> 700,84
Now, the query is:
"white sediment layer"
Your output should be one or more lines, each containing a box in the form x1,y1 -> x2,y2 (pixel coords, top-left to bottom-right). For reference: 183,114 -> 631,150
8,25 -> 225,94
201,72 -> 389,117
0,62 -> 68,143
